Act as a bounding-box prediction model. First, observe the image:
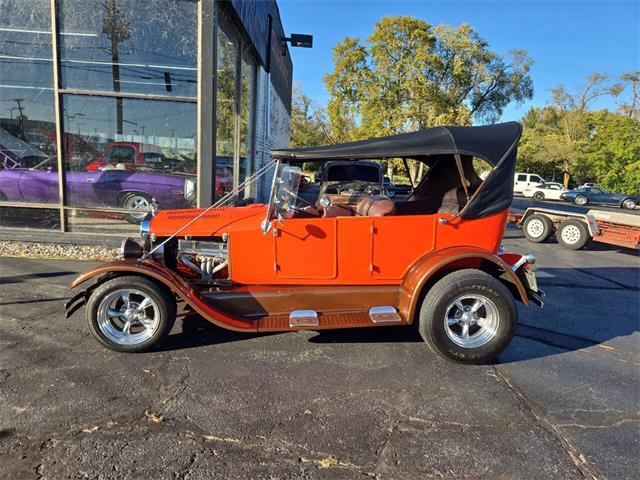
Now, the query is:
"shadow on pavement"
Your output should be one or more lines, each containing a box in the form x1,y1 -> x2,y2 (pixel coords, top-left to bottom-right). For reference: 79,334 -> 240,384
159,267 -> 638,363
0,270 -> 75,285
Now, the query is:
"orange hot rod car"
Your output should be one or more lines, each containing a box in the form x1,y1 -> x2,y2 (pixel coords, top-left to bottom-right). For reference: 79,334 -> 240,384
65,122 -> 543,364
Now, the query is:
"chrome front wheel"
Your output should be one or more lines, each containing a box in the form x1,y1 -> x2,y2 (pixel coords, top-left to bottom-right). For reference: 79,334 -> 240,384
97,289 -> 160,346
86,276 -> 176,352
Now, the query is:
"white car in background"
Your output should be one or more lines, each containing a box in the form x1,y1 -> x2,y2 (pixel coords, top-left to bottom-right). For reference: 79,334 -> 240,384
522,182 -> 567,201
513,172 -> 545,194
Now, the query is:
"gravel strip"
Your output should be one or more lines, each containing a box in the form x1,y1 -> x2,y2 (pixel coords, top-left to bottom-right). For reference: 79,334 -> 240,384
0,241 -> 118,261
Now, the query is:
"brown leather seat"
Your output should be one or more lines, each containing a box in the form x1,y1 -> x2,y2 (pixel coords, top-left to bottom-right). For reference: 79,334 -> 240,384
437,187 -> 468,215
323,204 -> 354,217
355,196 -> 396,217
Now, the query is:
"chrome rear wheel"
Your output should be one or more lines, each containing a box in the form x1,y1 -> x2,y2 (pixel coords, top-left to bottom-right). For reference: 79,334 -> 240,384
444,295 -> 500,349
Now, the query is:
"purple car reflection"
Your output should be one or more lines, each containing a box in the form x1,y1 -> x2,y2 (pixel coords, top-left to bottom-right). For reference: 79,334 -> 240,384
0,157 -> 196,223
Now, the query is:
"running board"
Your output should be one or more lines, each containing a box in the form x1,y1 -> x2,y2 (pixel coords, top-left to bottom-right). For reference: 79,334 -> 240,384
369,306 -> 402,323
289,310 -> 319,327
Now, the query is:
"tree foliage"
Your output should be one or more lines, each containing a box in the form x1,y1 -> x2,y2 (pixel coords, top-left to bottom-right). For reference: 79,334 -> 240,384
518,72 -> 640,194
324,16 -> 534,141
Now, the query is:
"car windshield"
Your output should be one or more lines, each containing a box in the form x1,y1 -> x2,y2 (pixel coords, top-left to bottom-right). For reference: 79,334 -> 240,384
326,164 -> 380,183
31,157 -> 56,171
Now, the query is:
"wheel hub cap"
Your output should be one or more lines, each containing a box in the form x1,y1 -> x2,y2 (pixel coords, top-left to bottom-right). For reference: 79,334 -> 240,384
444,295 -> 500,349
96,289 -> 160,346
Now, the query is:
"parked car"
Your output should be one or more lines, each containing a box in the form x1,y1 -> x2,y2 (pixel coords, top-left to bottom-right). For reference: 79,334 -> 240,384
560,187 -> 638,209
522,182 -> 567,201
66,122 -> 543,364
513,172 -> 545,195
86,141 -> 196,174
384,176 -> 413,198
581,182 -> 596,188
0,157 -> 196,223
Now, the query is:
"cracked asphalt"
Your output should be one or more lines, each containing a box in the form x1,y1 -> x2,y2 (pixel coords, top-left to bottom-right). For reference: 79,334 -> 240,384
0,229 -> 638,479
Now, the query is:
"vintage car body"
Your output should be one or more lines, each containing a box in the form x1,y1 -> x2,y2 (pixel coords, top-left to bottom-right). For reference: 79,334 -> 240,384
67,122 -> 543,363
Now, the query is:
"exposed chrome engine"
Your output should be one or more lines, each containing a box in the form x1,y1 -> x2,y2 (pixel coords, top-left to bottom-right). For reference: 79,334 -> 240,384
177,239 -> 228,280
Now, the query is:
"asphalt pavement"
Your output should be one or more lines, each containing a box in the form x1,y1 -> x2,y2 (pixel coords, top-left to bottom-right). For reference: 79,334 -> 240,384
0,229 -> 638,479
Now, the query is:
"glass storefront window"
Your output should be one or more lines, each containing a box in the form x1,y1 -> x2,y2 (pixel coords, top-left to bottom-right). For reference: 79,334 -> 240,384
0,0 -> 58,208
240,49 -> 256,187
215,11 -> 257,199
62,95 -> 196,225
215,14 -> 238,198
59,0 -> 197,98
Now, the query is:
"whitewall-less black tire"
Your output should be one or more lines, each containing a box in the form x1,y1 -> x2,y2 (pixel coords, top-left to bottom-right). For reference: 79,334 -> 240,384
418,269 -> 517,364
86,276 -> 176,353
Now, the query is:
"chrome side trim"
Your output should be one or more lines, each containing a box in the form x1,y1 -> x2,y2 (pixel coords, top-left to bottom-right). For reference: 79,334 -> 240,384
289,310 -> 319,327
369,306 -> 402,323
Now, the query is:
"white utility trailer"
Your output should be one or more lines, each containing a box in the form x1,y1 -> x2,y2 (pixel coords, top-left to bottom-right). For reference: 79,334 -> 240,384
508,208 -> 640,250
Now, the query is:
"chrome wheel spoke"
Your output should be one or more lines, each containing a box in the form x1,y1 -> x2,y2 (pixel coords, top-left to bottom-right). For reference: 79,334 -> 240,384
447,316 -> 458,326
461,323 -> 470,339
138,316 -> 154,328
470,300 -> 483,313
138,297 -> 152,311
454,300 -> 464,312
107,308 -> 123,318
121,291 -> 130,308
122,320 -> 132,335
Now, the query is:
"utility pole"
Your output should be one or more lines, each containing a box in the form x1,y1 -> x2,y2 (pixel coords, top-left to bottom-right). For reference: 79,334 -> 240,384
102,0 -> 131,135
13,98 -> 25,139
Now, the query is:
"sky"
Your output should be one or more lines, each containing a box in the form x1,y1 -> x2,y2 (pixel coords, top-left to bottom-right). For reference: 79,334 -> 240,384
278,0 -> 639,121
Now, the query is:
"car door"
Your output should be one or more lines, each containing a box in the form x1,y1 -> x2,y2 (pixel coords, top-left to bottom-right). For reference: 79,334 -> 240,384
273,217 -> 337,280
588,188 -> 607,204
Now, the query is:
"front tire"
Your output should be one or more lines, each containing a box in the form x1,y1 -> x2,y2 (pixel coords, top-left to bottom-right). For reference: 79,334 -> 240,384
574,195 -> 588,206
533,191 -> 545,200
557,219 -> 590,250
523,214 -> 553,243
418,269 -> 517,364
86,276 -> 176,353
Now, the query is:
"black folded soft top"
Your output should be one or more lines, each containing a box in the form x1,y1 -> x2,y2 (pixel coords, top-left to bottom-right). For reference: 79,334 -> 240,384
270,122 -> 523,220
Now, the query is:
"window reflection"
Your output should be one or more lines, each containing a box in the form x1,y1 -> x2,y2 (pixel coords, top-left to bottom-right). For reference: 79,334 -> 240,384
0,0 -> 58,206
215,11 -> 257,199
59,0 -> 197,98
62,95 -> 196,224
215,14 -> 237,198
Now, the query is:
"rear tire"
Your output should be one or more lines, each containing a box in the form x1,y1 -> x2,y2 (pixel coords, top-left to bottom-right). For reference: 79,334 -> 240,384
523,214 -> 553,243
418,269 -> 517,364
621,198 -> 637,210
86,275 -> 176,353
533,191 -> 545,200
122,193 -> 152,224
557,219 -> 590,250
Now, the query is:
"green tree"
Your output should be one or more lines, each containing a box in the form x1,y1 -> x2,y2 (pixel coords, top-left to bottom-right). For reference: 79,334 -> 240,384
290,85 -> 334,148
324,16 -> 534,141
518,72 -> 639,194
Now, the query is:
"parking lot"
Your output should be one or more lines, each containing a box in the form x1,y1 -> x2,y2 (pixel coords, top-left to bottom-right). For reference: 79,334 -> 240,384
0,224 -> 638,479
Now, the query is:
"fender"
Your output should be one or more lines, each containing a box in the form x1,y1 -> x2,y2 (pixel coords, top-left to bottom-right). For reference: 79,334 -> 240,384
399,246 -> 529,324
67,260 -> 257,332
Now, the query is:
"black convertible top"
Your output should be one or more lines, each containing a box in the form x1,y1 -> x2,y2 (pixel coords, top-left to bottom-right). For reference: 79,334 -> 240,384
270,122 -> 523,219
270,122 -> 522,167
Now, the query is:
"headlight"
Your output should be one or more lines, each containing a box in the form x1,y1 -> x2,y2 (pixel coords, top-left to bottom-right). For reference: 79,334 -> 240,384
119,238 -> 143,259
140,219 -> 150,247
184,178 -> 196,202
319,196 -> 331,207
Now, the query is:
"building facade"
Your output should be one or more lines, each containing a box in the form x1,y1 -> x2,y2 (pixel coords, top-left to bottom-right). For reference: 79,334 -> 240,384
0,0 -> 292,234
